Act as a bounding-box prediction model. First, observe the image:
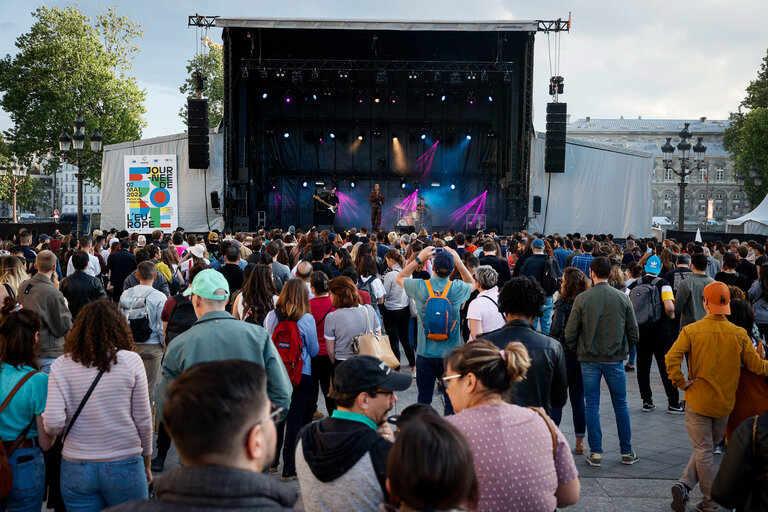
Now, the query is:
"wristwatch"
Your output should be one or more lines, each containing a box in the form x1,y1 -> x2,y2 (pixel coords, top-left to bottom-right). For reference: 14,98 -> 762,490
414,256 -> 422,265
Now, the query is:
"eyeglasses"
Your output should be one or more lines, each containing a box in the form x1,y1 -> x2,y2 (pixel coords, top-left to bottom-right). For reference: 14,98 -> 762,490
256,404 -> 284,426
367,389 -> 395,398
440,374 -> 464,387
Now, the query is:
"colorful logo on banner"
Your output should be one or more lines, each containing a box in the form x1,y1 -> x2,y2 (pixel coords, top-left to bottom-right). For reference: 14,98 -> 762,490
124,154 -> 178,232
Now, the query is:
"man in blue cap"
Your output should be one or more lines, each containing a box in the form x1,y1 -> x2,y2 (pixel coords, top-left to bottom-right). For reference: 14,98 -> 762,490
626,255 -> 683,414
154,269 -> 292,470
396,246 -> 473,414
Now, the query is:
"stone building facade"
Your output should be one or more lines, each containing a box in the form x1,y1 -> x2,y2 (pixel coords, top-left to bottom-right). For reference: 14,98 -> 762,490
567,117 -> 746,225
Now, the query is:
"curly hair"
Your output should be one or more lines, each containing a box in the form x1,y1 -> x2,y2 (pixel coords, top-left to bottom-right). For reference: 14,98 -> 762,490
64,299 -> 135,372
560,267 -> 590,303
498,276 -> 545,318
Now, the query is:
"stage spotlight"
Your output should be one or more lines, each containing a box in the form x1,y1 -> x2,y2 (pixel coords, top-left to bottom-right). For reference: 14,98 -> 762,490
450,72 -> 461,85
481,71 -> 489,83
467,91 -> 476,105
283,92 -> 293,104
329,132 -> 336,139
311,68 -> 319,80
441,94 -> 447,102
431,182 -> 440,187
270,178 -> 278,190
486,130 -> 496,138
376,70 -> 387,84
265,127 -> 275,136
356,90 -> 365,103
262,92 -> 268,99
425,89 -> 435,98
358,133 -> 364,141
420,133 -> 426,140
401,181 -> 407,189
372,127 -> 382,137
302,181 -> 308,188
315,180 -> 325,186
451,184 -> 456,190
373,89 -> 382,103
392,134 -> 398,141
488,94 -> 493,102
408,70 -> 418,80
283,132 -> 290,138
503,71 -> 512,83
259,68 -> 268,79
467,71 -> 477,81
338,69 -> 349,79
276,69 -> 286,78
350,181 -> 356,188
241,66 -> 249,78
291,71 -> 303,84
312,92 -> 318,100
466,134 -> 472,140
390,90 -> 399,104
323,87 -> 333,97
434,71 -> 442,82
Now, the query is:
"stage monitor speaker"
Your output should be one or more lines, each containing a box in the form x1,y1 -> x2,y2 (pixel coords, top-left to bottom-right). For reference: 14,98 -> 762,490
188,98 -> 210,169
533,195 -> 542,214
545,102 -> 567,173
210,191 -> 220,210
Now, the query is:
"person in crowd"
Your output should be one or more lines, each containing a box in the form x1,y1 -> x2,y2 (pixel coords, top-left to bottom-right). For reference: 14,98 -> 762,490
553,237 -> 572,270
310,244 -> 334,279
146,245 -> 171,285
747,263 -> 768,339
108,360 -> 297,511
357,254 -> 385,312
380,250 -> 415,371
324,276 -> 381,365
478,241 -> 512,289
569,241 -> 595,277
295,261 -> 314,299
716,252 -> 750,295
42,299 -> 153,511
386,415 -> 478,512
666,281 -> 768,512
698,246 -> 721,279
0,254 -> 29,305
295,355 -> 410,512
466,266 -> 506,341
675,253 -> 715,332
565,256 -> 640,467
263,279 -> 319,481
160,247 -> 184,293
157,269 -> 292,427
179,244 -> 209,282
0,297 -> 56,511
444,339 -> 580,511
17,231 -> 37,269
123,249 -> 170,297
119,261 -> 168,407
482,277 -> 567,414
664,254 -> 693,295
232,265 -> 279,325
265,241 -> 291,290
60,250 -> 108,319
724,299 -> 768,442
217,244 -> 244,302
735,245 -> 758,284
108,240 -> 138,300
514,238 -> 562,334
65,236 -> 101,277
625,255 -> 683,414
711,410 -> 768,512
549,267 -> 590,455
396,246 -> 473,414
306,271 -> 336,421
17,250 -> 73,374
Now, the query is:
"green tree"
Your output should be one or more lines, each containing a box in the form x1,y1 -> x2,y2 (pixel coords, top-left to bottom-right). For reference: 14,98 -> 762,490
0,5 -> 147,187
0,136 -> 49,216
724,48 -> 768,205
178,44 -> 223,128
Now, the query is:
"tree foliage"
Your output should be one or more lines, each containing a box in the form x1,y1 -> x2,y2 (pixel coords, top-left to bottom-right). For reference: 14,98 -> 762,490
724,48 -> 768,205
0,135 -> 49,215
0,6 -> 147,187
178,45 -> 223,129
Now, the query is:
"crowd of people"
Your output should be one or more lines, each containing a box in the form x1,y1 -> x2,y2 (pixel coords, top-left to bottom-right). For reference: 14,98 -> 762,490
0,225 -> 767,511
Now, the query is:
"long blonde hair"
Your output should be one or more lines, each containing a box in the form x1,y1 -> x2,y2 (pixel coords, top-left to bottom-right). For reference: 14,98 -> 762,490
0,256 -> 29,294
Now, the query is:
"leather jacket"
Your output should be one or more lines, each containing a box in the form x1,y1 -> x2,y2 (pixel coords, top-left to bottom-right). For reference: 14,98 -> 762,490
712,412 -> 768,511
482,319 -> 568,414
60,270 -> 108,319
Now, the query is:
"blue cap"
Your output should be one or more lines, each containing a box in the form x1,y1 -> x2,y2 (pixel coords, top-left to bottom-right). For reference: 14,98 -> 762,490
433,250 -> 455,275
645,255 -> 662,275
531,238 -> 545,249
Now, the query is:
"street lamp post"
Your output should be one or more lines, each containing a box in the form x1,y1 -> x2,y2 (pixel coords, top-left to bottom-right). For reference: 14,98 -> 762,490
58,115 -> 102,236
693,137 -> 708,230
0,156 -> 29,223
660,123 -> 706,231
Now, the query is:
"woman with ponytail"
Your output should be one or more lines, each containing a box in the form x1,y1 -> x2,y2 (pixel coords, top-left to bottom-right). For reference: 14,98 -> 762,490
381,249 -> 415,371
444,340 -> 580,512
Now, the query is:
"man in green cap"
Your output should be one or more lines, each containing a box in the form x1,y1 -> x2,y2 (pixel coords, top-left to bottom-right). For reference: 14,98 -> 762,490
155,269 -> 292,465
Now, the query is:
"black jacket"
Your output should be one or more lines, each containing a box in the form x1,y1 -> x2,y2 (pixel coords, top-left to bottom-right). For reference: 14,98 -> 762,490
59,270 -> 107,318
481,319 -> 568,414
479,255 -> 512,288
108,249 -> 137,287
550,299 -> 575,356
298,417 -> 390,494
712,412 -> 768,512
105,465 -> 297,512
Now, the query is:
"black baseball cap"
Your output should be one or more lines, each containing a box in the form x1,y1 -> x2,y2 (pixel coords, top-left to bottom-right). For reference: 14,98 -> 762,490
334,356 -> 411,395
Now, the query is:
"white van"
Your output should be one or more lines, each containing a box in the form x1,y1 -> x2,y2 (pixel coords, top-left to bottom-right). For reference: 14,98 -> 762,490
652,216 -> 673,228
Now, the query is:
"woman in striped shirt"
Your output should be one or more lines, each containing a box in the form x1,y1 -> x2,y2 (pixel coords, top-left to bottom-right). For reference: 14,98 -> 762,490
43,299 -> 152,511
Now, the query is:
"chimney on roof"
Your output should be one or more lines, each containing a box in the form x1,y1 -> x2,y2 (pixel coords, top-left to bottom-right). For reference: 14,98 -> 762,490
700,116 -> 707,122
585,116 -> 591,123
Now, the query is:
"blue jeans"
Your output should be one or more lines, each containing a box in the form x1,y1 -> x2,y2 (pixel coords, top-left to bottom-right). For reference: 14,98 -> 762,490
533,295 -> 555,335
61,456 -> 147,511
627,347 -> 636,366
416,355 -> 453,415
550,353 -> 586,437
581,361 -> 632,454
38,358 -> 57,374
0,446 -> 45,512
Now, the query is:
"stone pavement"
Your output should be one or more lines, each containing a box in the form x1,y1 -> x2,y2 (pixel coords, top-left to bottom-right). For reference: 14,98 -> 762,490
156,357 -> 729,511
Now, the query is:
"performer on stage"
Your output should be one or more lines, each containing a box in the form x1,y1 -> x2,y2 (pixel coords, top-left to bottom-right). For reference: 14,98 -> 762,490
416,196 -> 430,213
326,188 -> 340,213
369,183 -> 384,231
415,196 -> 431,231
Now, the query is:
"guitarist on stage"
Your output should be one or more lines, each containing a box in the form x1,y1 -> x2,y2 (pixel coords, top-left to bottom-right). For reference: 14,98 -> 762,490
326,188 -> 340,213
369,183 -> 384,231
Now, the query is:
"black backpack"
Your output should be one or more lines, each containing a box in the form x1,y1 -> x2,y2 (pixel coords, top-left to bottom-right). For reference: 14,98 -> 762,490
629,277 -> 663,327
538,256 -> 561,296
357,276 -> 380,315
168,267 -> 182,296
165,294 -> 197,345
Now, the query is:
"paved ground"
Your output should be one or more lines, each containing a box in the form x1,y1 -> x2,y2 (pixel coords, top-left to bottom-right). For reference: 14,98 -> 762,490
156,357 -> 728,511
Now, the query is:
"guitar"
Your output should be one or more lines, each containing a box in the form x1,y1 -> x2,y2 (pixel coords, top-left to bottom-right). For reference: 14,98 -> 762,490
313,195 -> 337,213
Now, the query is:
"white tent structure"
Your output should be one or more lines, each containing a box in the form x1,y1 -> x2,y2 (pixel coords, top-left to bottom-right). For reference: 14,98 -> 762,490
726,194 -> 768,234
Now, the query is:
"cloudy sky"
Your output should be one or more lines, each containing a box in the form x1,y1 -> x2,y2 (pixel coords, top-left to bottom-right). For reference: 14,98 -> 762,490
1,0 -> 766,139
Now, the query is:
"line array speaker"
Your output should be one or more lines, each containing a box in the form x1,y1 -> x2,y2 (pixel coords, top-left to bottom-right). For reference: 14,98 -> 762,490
545,102 -> 567,173
188,98 -> 210,169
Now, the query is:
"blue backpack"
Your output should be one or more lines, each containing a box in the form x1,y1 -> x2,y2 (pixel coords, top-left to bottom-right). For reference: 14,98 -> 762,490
420,280 -> 455,341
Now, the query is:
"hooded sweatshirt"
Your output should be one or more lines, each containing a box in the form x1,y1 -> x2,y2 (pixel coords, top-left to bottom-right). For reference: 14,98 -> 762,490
295,416 -> 391,512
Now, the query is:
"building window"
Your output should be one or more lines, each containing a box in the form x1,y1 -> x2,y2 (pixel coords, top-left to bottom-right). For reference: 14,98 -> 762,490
699,169 -> 706,181
665,169 -> 674,181
716,168 -> 724,181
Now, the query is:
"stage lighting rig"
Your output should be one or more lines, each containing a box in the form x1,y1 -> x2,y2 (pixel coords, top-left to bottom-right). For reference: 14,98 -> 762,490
425,89 -> 435,98
373,89 -> 382,103
549,76 -> 565,98
503,71 -> 512,83
311,68 -> 319,80
450,72 -> 461,85
467,71 -> 477,81
390,90 -> 399,104
241,67 -> 249,78
291,71 -> 303,84
338,69 -> 349,79
434,71 -> 442,82
372,127 -> 382,137
376,70 -> 387,85
481,71 -> 489,83
259,68 -> 268,79
466,91 -> 476,105
408,70 -> 418,80
275,69 -> 286,78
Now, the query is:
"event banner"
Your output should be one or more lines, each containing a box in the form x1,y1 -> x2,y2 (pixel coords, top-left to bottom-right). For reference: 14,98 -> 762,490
124,154 -> 178,232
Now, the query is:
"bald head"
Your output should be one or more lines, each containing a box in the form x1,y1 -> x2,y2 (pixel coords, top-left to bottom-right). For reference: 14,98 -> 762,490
297,261 -> 313,281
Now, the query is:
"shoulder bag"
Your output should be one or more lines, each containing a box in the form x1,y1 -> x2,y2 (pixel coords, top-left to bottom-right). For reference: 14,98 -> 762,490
352,306 -> 400,369
0,371 -> 38,498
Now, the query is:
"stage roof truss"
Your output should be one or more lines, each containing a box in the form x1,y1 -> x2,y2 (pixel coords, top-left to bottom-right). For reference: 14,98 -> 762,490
240,59 -> 513,74
188,13 -> 218,28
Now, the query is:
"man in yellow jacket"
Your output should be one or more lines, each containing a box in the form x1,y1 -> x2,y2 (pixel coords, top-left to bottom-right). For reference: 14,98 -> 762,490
665,281 -> 768,512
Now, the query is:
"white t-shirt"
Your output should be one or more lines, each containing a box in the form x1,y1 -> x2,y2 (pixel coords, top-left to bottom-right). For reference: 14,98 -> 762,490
466,287 -> 506,340
359,275 -> 385,301
67,252 -> 101,277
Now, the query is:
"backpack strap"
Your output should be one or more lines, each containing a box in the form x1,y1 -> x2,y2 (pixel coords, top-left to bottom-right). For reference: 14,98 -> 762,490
528,406 -> 558,456
440,280 -> 453,298
2,283 -> 15,299
424,280 -> 437,298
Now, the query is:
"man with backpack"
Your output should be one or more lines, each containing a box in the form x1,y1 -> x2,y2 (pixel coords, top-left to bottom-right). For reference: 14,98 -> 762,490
626,255 -> 684,414
119,261 -> 168,407
517,238 -> 562,335
396,246 -> 473,414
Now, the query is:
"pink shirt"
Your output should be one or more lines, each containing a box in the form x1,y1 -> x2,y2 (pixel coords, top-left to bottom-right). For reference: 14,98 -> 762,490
43,350 -> 152,462
447,403 -> 578,512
